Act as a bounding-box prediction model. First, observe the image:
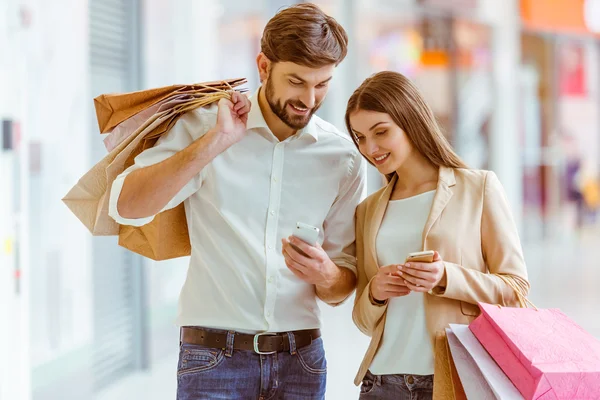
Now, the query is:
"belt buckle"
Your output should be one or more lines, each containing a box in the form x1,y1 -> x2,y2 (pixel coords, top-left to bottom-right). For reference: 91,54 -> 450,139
253,332 -> 277,355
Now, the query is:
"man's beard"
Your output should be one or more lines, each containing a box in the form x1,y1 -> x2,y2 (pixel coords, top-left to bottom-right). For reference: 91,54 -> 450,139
264,77 -> 321,130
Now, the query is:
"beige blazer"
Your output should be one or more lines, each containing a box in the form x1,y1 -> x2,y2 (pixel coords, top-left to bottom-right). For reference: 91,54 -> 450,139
352,167 -> 530,385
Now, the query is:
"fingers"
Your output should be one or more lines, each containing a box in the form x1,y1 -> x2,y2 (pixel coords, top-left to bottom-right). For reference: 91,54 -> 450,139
379,264 -> 402,275
281,239 -> 312,268
232,92 -> 250,115
398,265 -> 429,279
373,273 -> 411,301
400,273 -> 430,288
287,237 -> 319,259
282,245 -> 310,267
232,92 -> 244,110
284,253 -> 309,275
285,259 -> 308,280
403,280 -> 430,293
376,284 -> 411,300
403,261 -> 431,272
399,264 -> 434,286
385,287 -> 411,297
380,274 -> 406,287
218,97 -> 234,110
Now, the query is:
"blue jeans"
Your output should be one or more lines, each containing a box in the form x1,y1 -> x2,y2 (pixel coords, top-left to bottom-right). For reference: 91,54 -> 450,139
176,330 -> 327,399
359,370 -> 433,400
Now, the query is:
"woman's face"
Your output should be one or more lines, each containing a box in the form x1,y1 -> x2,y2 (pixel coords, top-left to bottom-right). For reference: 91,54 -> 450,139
349,109 -> 415,175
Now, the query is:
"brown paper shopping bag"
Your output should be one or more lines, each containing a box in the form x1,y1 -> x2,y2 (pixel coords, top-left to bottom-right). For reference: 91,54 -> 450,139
62,109 -> 175,235
94,78 -> 246,133
64,78 -> 247,260
433,331 -> 467,400
118,206 -> 191,260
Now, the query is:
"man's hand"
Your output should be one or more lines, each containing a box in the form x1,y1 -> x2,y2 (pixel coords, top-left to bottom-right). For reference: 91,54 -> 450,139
398,251 -> 446,293
214,91 -> 251,149
281,236 -> 338,288
370,265 -> 411,303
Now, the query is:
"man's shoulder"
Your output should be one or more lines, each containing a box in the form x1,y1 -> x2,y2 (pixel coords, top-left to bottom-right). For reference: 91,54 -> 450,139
188,103 -> 219,120
313,115 -> 356,148
165,103 -> 218,141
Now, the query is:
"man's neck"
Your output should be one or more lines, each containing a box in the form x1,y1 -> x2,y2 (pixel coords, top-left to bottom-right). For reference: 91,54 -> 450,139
257,86 -> 297,142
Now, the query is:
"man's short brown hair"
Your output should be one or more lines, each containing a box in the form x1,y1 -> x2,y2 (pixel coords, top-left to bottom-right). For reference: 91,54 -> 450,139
261,3 -> 348,68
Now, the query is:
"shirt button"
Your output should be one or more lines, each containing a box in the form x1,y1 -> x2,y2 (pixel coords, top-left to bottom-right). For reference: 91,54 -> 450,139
267,312 -> 271,317
270,210 -> 275,216
268,276 -> 274,283
272,177 -> 278,183
268,245 -> 273,250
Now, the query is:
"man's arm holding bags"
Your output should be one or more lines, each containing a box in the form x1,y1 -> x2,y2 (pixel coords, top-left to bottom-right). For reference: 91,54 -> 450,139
109,94 -> 250,225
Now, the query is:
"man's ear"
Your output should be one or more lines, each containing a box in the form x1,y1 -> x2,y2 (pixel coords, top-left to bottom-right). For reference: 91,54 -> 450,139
256,53 -> 272,83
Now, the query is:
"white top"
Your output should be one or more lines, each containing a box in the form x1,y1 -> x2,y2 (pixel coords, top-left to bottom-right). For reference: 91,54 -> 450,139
108,89 -> 367,333
370,190 -> 436,376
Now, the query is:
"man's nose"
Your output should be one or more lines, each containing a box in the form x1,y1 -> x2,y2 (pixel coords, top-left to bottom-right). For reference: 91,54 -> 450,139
299,88 -> 316,109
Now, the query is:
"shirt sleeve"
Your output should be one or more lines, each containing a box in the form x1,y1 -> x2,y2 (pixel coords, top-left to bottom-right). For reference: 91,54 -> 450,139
108,106 -> 216,227
321,151 -> 368,275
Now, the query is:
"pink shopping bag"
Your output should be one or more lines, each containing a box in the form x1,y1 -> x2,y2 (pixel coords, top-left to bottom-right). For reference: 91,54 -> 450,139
470,301 -> 600,399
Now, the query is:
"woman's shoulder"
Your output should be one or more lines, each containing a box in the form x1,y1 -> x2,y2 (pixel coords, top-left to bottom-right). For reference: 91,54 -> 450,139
454,167 -> 492,186
453,168 -> 508,198
357,183 -> 389,216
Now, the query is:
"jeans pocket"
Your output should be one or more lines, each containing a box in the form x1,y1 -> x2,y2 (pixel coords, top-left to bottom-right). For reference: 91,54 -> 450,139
360,377 -> 376,395
177,344 -> 225,376
359,371 -> 381,396
296,337 -> 327,375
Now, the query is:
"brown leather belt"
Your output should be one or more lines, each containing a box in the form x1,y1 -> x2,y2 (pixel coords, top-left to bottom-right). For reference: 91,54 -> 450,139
181,327 -> 321,354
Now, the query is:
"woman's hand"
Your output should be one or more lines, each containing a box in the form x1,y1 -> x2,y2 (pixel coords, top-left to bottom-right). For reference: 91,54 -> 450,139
370,265 -> 411,303
398,251 -> 446,293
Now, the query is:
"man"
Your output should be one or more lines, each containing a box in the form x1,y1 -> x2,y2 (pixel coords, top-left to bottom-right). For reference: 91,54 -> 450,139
109,3 -> 366,399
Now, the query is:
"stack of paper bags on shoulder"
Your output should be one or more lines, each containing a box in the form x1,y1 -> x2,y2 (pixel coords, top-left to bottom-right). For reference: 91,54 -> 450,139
62,78 -> 247,261
433,277 -> 600,400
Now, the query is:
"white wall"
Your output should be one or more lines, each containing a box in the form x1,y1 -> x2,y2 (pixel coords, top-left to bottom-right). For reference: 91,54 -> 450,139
16,0 -> 94,398
1,1 -> 31,399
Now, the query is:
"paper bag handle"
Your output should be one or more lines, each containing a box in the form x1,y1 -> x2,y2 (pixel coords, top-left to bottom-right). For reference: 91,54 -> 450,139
496,274 -> 538,310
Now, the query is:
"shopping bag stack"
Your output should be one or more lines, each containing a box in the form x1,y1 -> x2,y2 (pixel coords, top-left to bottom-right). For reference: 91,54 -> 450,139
62,78 -> 247,260
434,278 -> 600,399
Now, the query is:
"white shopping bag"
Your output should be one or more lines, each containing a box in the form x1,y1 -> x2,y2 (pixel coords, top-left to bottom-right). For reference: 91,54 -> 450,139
448,324 -> 523,400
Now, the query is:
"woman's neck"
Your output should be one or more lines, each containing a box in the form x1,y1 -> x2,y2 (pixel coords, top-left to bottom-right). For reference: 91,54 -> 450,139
393,153 -> 439,196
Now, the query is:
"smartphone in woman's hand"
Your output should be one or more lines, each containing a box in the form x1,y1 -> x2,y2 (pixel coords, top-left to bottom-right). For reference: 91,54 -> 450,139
405,250 -> 435,263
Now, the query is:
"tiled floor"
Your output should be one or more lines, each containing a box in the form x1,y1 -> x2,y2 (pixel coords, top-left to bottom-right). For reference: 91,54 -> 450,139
96,231 -> 600,400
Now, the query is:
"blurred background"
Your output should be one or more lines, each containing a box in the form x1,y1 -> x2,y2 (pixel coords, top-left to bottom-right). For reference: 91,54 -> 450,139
1,0 -> 599,399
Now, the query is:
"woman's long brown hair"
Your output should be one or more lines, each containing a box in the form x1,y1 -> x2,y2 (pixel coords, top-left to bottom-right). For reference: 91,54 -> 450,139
345,71 -> 468,181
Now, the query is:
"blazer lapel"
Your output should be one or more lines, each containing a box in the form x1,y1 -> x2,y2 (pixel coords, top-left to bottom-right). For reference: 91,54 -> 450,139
422,167 -> 456,244
368,174 -> 397,269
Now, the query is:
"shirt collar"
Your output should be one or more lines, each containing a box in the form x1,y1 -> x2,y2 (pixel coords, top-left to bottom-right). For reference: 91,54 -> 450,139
246,87 -> 319,142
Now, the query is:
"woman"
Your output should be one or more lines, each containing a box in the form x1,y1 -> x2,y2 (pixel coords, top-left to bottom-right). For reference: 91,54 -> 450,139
347,71 -> 530,399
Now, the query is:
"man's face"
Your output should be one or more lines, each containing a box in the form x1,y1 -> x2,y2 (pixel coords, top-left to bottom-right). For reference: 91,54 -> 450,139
263,61 -> 335,130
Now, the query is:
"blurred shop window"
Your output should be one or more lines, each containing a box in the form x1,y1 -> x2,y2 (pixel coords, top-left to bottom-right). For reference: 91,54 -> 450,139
356,11 -> 455,138
216,1 -> 298,91
218,13 -> 263,90
89,0 -> 147,391
453,19 -> 494,169
520,0 -> 600,238
559,43 -> 587,97
355,2 -> 494,169
556,40 -> 600,229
